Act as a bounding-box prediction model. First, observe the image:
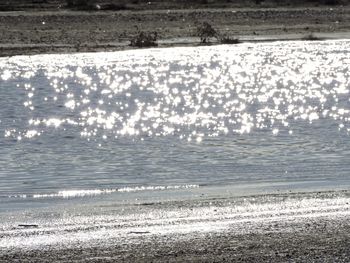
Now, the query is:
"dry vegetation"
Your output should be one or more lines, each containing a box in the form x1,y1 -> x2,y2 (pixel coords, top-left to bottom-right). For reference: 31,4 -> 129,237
129,31 -> 158,47
196,22 -> 240,44
302,33 -> 322,40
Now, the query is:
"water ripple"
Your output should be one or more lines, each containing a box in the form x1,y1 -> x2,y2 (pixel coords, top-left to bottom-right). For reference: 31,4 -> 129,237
1,41 -> 350,143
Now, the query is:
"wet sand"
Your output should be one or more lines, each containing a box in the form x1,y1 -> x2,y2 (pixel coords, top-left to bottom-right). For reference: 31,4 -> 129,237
1,190 -> 350,262
3,223 -> 350,262
1,5 -> 350,57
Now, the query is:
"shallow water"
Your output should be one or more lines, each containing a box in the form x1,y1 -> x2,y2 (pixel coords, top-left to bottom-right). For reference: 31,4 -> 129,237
1,40 -> 350,206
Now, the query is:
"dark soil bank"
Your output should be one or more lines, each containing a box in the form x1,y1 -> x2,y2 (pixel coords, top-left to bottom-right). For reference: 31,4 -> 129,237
0,2 -> 350,56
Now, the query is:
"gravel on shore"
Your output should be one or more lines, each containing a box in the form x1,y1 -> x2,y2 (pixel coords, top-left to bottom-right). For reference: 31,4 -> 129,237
3,218 -> 350,262
1,190 -> 350,262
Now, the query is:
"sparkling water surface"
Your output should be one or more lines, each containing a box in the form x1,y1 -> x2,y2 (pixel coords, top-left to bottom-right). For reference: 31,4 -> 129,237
1,40 -> 350,200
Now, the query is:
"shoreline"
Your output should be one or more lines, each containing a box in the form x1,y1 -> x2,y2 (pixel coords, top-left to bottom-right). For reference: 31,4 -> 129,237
1,6 -> 350,57
2,32 -> 350,59
2,176 -> 350,213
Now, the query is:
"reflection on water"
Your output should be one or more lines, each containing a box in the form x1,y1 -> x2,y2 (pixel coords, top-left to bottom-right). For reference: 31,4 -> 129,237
1,40 -> 350,197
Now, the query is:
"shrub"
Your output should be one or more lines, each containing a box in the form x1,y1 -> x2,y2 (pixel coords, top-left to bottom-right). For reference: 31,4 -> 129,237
302,33 -> 320,41
130,31 -> 158,48
196,22 -> 218,43
219,34 -> 240,44
195,22 -> 241,45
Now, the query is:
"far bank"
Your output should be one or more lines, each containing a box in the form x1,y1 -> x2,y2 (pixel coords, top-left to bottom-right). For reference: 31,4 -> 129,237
1,6 -> 350,57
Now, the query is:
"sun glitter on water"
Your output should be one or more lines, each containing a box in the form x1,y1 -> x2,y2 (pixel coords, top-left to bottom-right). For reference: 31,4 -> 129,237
1,40 -> 350,143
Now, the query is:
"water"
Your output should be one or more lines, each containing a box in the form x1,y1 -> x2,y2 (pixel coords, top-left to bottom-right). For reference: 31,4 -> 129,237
1,40 -> 350,206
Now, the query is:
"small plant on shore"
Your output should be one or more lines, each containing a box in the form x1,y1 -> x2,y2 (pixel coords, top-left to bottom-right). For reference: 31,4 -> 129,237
195,22 -> 240,45
302,33 -> 320,41
196,22 -> 218,44
130,31 -> 158,48
219,34 -> 240,44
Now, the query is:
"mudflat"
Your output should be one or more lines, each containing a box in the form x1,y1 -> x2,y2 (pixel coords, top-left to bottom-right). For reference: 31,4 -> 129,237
1,2 -> 350,56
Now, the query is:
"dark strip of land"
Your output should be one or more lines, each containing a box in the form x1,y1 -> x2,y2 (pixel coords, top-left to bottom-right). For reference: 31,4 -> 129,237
0,1 -> 350,57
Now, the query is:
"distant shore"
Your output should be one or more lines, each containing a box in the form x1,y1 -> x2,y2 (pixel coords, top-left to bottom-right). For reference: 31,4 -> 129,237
1,5 -> 350,57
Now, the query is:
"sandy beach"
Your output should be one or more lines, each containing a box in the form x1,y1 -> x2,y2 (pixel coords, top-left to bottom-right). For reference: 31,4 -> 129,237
4,219 -> 350,262
1,190 -> 350,262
